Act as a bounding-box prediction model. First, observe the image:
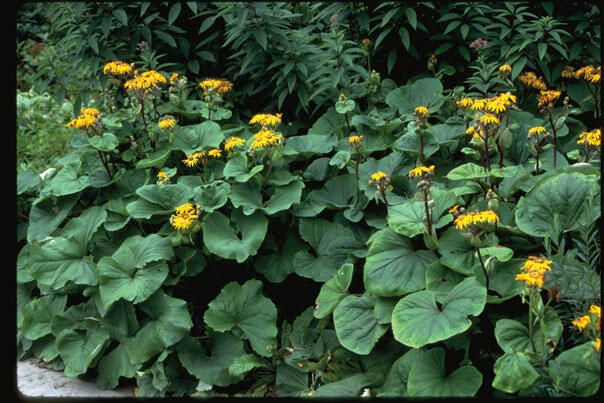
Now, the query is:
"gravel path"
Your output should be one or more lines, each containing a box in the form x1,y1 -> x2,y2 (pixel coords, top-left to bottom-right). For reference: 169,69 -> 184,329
16,358 -> 135,398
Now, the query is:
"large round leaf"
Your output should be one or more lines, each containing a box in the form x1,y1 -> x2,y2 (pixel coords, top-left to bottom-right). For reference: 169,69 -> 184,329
314,263 -> 354,319
385,77 -> 444,117
391,277 -> 486,348
364,227 -> 437,296
406,347 -> 483,397
547,342 -> 600,397
492,351 -> 539,394
515,172 -> 600,237
494,307 -> 563,354
333,294 -> 389,355
204,279 -> 277,357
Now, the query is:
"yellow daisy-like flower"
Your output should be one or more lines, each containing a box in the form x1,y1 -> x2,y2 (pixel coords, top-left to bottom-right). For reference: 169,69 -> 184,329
498,92 -> 517,105
414,106 -> 429,117
499,64 -> 511,73
370,171 -> 388,182
171,203 -> 201,231
348,135 -> 363,145
65,108 -> 100,129
454,210 -> 499,230
170,72 -> 178,84
409,165 -> 435,177
224,136 -> 246,151
457,97 -> 474,109
537,90 -> 561,108
249,129 -> 283,150
589,305 -> 601,318
199,78 -> 233,95
208,148 -> 222,158
175,202 -> 196,215
249,113 -> 283,127
595,338 -> 601,351
480,113 -> 500,125
103,61 -> 133,76
471,99 -> 487,111
561,66 -> 576,79
577,129 -> 601,147
157,171 -> 170,181
572,315 -> 591,331
448,205 -> 460,214
182,153 -> 199,167
361,38 -> 372,47
528,126 -> 547,135
575,65 -> 601,83
520,256 -> 552,273
515,270 -> 545,288
518,71 -> 548,90
158,116 -> 176,129
124,70 -> 167,91
485,98 -> 506,114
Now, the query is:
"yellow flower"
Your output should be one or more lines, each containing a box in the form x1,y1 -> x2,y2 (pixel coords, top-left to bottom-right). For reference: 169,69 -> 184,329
454,210 -> 499,230
572,315 -> 591,331
485,98 -> 506,114
348,135 -> 363,145
182,153 -> 199,167
448,205 -> 460,214
515,270 -> 544,288
537,90 -> 561,108
457,97 -> 474,109
414,106 -> 429,117
249,113 -> 283,127
158,116 -> 176,129
575,65 -> 601,83
370,171 -> 388,182
520,256 -> 552,273
409,165 -> 435,177
594,338 -> 601,351
224,136 -> 246,151
199,78 -> 233,95
577,129 -> 601,147
518,71 -> 548,90
561,66 -> 576,78
498,92 -> 517,105
65,108 -> 100,129
471,99 -> 487,111
528,126 -> 547,135
124,70 -> 167,91
175,203 -> 196,215
208,148 -> 222,158
157,171 -> 170,181
171,203 -> 201,231
170,72 -> 178,84
480,113 -> 500,125
589,305 -> 601,318
499,64 -> 511,73
249,129 -> 283,150
103,61 -> 133,76
361,38 -> 372,47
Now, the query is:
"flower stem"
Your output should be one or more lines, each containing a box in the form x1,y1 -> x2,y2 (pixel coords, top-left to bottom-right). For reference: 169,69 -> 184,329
547,109 -> 557,169
476,246 -> 489,291
423,190 -> 432,235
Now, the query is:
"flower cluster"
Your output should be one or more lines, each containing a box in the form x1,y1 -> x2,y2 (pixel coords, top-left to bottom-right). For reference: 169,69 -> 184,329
103,61 -> 133,77
348,135 -> 363,149
182,151 -> 208,167
124,70 -> 167,94
574,65 -> 601,83
224,136 -> 246,152
65,108 -> 101,129
249,113 -> 283,127
369,171 -> 388,184
199,78 -> 233,96
537,90 -> 561,109
454,210 -> 499,230
577,128 -> 601,147
158,116 -> 176,130
518,71 -> 548,91
514,256 -> 552,288
170,203 -> 201,231
571,304 -> 601,352
157,171 -> 170,184
408,165 -> 434,177
249,129 -> 284,150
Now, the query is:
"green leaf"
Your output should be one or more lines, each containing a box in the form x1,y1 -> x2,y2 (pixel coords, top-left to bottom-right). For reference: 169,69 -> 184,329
56,323 -> 110,377
177,333 -> 246,388
204,279 -> 277,357
446,162 -> 488,181
405,8 -> 417,30
547,342 -> 600,397
21,295 -> 67,340
222,153 -> 264,183
284,134 -> 338,156
308,174 -> 357,209
39,160 -> 90,198
314,263 -> 354,319
89,133 -> 119,152
492,352 -> 539,394
515,172 -> 600,237
229,354 -> 266,376
364,228 -> 437,296
333,294 -> 389,355
425,261 -> 466,304
335,99 -> 355,114
392,277 -> 486,348
229,180 -> 304,215
378,348 -> 424,397
98,234 -> 173,308
406,347 -> 482,397
192,180 -> 230,213
127,291 -> 193,365
293,218 -> 362,282
494,307 -> 563,354
202,209 -> 268,263
172,121 -> 223,154
168,3 -> 181,24
385,77 -> 444,117
313,373 -> 371,397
